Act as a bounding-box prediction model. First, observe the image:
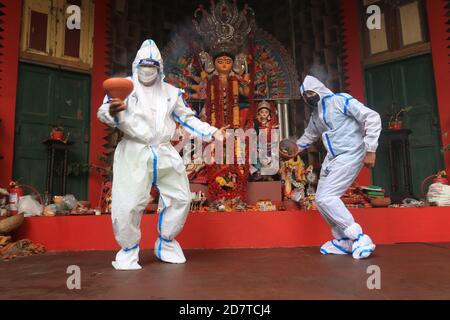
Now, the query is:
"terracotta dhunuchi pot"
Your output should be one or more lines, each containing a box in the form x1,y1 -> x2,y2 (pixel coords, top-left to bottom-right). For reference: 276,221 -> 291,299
103,78 -> 134,100
279,139 -> 300,161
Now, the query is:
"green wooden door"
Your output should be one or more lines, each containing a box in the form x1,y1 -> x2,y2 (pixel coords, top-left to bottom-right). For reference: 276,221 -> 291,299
365,54 -> 444,199
14,63 -> 91,200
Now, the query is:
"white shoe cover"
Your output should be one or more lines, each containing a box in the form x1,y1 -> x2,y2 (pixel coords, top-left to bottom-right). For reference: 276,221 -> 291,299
320,238 -> 353,255
154,238 -> 186,264
352,234 -> 376,260
112,245 -> 142,270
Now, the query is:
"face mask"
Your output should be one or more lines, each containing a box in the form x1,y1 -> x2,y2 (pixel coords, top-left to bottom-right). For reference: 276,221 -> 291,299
305,94 -> 320,108
138,67 -> 159,86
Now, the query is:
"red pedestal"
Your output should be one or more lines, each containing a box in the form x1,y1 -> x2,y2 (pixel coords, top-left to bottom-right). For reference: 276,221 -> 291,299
13,207 -> 450,252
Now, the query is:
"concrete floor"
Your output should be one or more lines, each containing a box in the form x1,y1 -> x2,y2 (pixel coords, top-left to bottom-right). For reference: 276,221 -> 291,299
1,243 -> 450,300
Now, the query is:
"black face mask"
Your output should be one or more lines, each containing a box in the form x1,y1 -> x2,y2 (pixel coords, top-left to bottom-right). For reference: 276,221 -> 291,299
305,95 -> 320,108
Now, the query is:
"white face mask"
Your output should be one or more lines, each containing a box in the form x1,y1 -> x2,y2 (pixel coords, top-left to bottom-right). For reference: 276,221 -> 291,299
138,66 -> 159,86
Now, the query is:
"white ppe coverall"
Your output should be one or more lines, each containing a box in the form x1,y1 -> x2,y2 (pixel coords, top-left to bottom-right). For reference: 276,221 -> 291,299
98,40 -> 218,268
297,76 -> 382,259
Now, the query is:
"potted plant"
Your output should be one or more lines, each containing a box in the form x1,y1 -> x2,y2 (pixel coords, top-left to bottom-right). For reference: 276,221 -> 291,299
388,106 -> 412,130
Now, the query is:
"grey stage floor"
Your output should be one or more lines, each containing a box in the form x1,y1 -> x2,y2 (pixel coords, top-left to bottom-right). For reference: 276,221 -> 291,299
1,243 -> 450,300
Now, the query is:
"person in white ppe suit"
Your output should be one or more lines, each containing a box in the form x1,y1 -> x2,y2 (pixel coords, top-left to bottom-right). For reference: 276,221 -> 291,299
296,75 -> 382,260
98,40 -> 225,270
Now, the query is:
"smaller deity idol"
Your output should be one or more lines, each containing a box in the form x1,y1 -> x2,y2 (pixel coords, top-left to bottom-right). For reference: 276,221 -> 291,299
250,101 -> 279,181
254,100 -> 278,130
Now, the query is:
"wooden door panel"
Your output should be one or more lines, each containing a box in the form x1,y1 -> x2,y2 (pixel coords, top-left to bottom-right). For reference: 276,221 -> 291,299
365,54 -> 443,199
365,65 -> 395,127
14,63 -> 91,200
16,65 -> 54,122
54,71 -> 90,199
14,64 -> 54,188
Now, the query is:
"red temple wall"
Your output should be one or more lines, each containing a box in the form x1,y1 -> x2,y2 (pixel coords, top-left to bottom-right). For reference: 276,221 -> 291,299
88,0 -> 110,205
0,0 -> 22,187
340,0 -> 372,185
427,0 -> 450,173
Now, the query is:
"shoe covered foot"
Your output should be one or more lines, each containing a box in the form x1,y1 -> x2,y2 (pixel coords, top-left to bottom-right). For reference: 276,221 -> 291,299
320,238 -> 353,255
112,245 -> 142,270
352,234 -> 376,260
154,238 -> 186,264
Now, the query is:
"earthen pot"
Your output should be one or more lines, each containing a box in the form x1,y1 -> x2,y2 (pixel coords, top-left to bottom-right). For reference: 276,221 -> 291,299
103,78 -> 134,100
0,213 -> 24,236
371,197 -> 392,208
279,139 -> 300,160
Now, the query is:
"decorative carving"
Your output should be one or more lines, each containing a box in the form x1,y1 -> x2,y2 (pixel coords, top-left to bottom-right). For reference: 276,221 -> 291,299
193,0 -> 255,56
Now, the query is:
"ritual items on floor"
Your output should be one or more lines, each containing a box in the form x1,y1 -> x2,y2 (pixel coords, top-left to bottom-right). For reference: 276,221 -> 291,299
18,195 -> 43,217
40,194 -> 96,216
0,204 -> 46,261
70,201 -> 96,216
341,184 -> 372,208
0,239 -> 46,261
0,236 -> 11,246
361,185 -> 386,198
190,191 -> 207,212
303,195 -> 317,211
256,200 -> 277,212
208,197 -> 248,212
360,185 -> 391,207
389,198 -> 426,208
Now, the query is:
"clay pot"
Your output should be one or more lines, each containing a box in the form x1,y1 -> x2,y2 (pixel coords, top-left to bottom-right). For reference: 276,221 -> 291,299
371,197 -> 392,208
279,139 -> 300,160
103,78 -> 134,100
0,213 -> 24,236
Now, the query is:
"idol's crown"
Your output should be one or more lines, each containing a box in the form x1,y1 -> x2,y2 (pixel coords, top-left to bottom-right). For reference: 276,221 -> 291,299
193,0 -> 255,56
